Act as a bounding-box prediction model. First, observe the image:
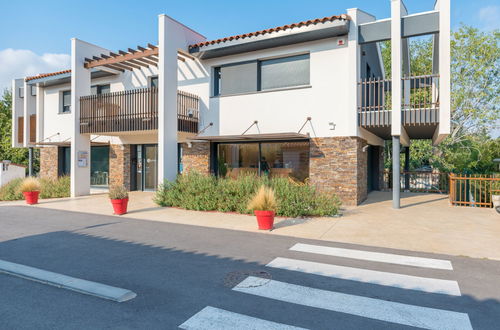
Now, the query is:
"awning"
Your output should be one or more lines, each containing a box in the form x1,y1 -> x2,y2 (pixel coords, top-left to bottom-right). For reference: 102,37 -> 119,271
191,132 -> 309,142
34,141 -> 110,147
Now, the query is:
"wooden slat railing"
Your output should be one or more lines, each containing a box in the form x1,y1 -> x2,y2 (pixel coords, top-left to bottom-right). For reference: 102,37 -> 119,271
358,74 -> 440,127
402,74 -> 439,125
80,88 -> 199,134
449,173 -> 500,208
383,170 -> 449,193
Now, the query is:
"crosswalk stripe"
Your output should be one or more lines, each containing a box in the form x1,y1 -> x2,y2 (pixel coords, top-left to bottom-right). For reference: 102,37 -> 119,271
234,276 -> 472,330
290,243 -> 453,270
266,257 -> 461,296
179,306 -> 308,330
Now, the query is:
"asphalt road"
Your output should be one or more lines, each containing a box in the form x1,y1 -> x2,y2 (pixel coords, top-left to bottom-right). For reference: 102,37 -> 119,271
0,205 -> 499,329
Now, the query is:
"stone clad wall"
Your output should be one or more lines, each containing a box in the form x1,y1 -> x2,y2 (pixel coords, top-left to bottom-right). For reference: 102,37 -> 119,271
109,144 -> 131,190
39,147 -> 58,180
181,142 -> 210,174
309,137 -> 368,205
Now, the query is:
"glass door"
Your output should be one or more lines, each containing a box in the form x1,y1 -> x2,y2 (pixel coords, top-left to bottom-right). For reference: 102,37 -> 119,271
143,144 -> 158,191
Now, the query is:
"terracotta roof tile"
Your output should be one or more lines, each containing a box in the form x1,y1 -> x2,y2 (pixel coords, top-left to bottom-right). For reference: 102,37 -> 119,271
189,14 -> 350,50
25,69 -> 71,82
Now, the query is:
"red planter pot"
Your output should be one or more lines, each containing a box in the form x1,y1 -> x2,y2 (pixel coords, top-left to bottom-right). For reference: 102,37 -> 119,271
111,198 -> 129,215
254,210 -> 275,230
23,191 -> 40,205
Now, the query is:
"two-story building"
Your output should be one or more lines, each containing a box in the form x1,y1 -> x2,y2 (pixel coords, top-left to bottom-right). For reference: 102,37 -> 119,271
11,0 -> 450,208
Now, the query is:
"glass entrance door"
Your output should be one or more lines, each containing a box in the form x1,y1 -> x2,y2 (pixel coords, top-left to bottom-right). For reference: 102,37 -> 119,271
143,144 -> 158,191
131,144 -> 158,191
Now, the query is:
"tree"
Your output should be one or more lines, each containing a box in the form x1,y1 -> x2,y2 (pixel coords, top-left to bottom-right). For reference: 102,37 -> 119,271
0,89 -> 39,173
380,26 -> 500,173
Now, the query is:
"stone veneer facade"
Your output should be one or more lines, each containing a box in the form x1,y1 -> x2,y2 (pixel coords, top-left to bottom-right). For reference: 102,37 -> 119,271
39,147 -> 59,180
180,142 -> 210,174
309,137 -> 368,205
109,144 -> 131,190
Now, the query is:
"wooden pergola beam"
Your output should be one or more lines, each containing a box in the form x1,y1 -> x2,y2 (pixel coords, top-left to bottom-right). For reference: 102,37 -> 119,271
85,47 -> 159,69
133,57 -> 158,67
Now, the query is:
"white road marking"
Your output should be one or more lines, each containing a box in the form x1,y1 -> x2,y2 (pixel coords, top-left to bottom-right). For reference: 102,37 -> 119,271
0,259 -> 136,302
234,276 -> 472,330
179,306 -> 308,330
266,257 -> 461,296
290,243 -> 453,270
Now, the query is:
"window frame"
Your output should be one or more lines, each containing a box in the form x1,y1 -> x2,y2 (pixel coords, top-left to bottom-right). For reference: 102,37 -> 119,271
61,90 -> 71,114
212,52 -> 311,97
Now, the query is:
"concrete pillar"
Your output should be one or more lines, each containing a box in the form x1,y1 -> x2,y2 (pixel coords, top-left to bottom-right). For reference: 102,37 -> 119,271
392,136 -> 400,209
70,38 -> 110,197
22,82 -> 35,147
36,85 -> 44,143
158,15 -> 180,185
28,147 -> 33,177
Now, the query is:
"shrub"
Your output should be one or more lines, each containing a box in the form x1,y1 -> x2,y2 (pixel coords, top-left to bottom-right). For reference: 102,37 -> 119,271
18,177 -> 41,193
154,172 -> 341,217
0,178 -> 24,200
247,185 -> 277,212
109,185 -> 128,200
39,176 -> 70,199
0,176 -> 70,201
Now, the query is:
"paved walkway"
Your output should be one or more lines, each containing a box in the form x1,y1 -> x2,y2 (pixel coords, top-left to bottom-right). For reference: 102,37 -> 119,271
2,191 -> 499,260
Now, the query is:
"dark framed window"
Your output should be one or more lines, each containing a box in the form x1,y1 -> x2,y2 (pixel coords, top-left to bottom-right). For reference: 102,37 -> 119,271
150,76 -> 158,88
216,140 -> 309,182
213,53 -> 310,96
91,84 -> 111,95
62,91 -> 71,113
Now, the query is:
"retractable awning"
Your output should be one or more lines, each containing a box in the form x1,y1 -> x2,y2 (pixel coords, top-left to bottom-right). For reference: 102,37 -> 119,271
191,132 -> 309,142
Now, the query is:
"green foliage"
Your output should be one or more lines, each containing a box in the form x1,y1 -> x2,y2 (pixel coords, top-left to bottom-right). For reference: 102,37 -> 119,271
381,26 -> 500,174
154,172 -> 341,217
0,176 -> 70,200
0,90 -> 40,173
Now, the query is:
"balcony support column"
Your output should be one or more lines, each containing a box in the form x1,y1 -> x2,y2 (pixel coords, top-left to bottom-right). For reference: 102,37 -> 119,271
392,136 -> 401,209
404,146 -> 410,191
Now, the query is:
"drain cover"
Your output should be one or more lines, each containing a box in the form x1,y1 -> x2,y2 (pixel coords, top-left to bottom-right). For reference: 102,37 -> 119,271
223,270 -> 272,288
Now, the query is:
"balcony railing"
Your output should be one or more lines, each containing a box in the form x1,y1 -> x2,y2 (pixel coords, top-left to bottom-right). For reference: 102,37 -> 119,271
358,74 -> 439,128
80,88 -> 199,134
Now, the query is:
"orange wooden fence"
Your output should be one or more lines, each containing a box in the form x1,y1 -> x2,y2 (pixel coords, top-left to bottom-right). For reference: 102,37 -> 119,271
449,173 -> 500,208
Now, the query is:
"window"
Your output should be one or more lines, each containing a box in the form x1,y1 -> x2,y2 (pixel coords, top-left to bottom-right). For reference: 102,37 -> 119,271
31,85 -> 37,96
19,87 -> 24,98
259,54 -> 310,90
91,84 -> 111,95
62,91 -> 71,113
216,141 -> 309,181
150,76 -> 158,88
213,53 -> 310,96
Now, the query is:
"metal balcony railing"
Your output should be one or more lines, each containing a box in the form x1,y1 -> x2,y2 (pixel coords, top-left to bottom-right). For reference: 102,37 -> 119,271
80,88 -> 199,134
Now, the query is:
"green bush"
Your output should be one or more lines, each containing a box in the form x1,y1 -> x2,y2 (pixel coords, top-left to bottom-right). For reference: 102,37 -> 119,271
154,172 -> 341,217
0,176 -> 70,201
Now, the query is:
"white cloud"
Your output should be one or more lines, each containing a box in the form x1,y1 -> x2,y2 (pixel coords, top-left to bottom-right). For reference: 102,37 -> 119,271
478,5 -> 500,31
0,48 -> 70,92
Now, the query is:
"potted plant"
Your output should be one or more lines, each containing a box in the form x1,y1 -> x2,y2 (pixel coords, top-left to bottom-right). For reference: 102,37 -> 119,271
247,185 -> 277,230
19,177 -> 41,205
109,185 -> 129,215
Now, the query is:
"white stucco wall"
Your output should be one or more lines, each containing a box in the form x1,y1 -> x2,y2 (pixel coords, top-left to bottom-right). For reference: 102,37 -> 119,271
0,163 -> 25,186
11,79 -> 24,148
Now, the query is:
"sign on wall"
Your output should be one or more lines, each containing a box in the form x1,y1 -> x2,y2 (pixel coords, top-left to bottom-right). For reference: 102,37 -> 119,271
77,151 -> 88,167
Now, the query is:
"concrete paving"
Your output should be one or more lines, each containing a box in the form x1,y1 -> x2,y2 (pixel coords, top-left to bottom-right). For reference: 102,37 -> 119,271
0,205 -> 499,329
1,190 -> 499,260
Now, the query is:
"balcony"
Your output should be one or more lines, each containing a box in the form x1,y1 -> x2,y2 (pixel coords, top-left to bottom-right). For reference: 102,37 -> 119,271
80,88 -> 199,134
358,74 -> 439,139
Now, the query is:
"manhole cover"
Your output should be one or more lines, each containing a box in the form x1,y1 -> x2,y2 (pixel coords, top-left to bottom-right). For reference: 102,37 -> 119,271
223,270 -> 272,288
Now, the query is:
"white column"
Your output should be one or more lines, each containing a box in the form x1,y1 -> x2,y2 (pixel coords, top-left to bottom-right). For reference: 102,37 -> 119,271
70,38 -> 110,197
391,0 -> 405,137
158,15 -> 180,184
433,0 -> 451,144
22,82 -> 34,147
36,85 -> 44,143
11,79 -> 24,148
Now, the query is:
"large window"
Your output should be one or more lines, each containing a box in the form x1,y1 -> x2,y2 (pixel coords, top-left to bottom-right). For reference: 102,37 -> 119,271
91,84 -> 111,95
62,91 -> 71,113
213,53 -> 310,96
217,141 -> 309,181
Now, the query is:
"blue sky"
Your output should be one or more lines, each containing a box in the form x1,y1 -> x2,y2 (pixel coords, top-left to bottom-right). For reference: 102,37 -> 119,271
0,0 -> 499,90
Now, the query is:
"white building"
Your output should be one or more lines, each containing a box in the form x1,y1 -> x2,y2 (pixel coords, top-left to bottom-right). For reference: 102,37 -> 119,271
11,0 -> 450,207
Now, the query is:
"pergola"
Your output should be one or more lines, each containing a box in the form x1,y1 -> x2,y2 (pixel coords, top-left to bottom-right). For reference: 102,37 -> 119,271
84,44 -> 195,72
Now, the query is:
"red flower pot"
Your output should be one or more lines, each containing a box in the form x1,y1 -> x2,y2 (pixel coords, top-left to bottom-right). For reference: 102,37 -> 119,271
254,210 -> 275,230
111,198 -> 128,215
23,191 -> 40,205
